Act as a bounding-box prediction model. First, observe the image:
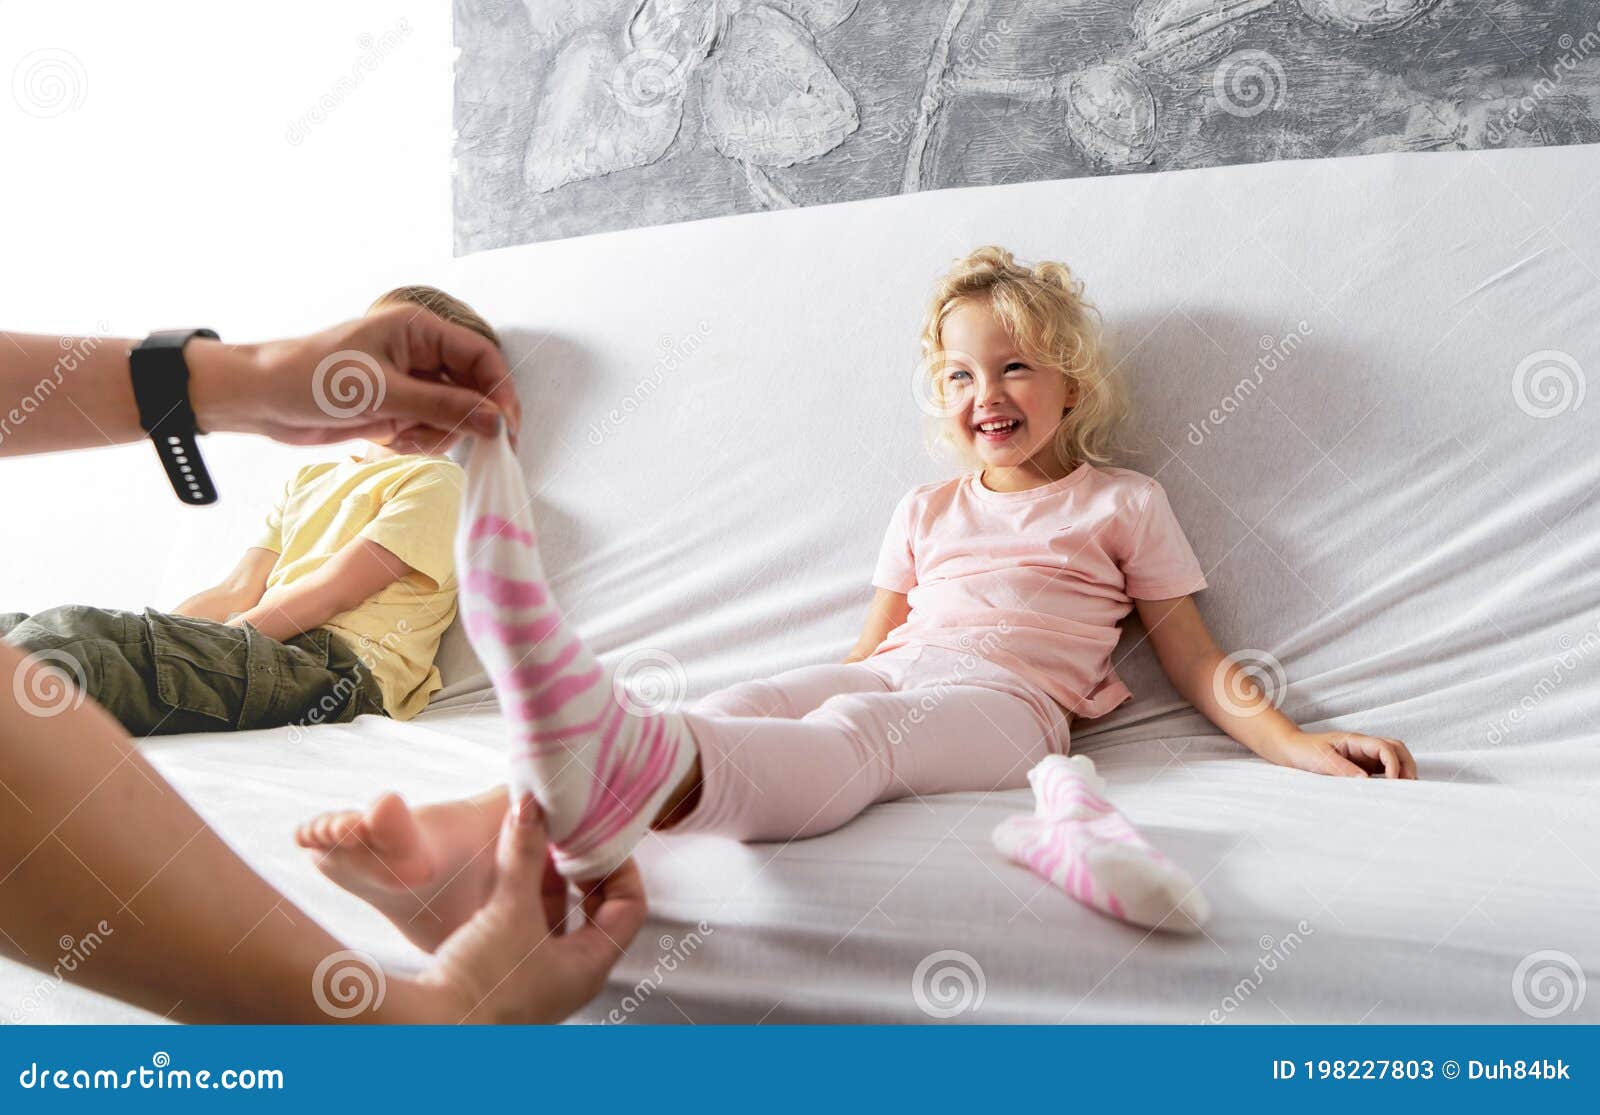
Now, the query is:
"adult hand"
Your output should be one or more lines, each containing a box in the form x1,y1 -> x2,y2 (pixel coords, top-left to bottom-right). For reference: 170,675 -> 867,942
415,795 -> 646,1024
188,305 -> 524,455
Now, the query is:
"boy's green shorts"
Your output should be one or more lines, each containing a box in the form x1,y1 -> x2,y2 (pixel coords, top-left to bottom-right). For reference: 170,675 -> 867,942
0,605 -> 387,736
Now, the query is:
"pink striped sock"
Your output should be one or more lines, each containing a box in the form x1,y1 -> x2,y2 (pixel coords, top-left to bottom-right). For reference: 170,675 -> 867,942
992,755 -> 1211,932
456,431 -> 699,881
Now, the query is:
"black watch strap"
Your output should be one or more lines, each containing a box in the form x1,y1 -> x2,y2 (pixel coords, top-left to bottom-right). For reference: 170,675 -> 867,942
128,328 -> 220,505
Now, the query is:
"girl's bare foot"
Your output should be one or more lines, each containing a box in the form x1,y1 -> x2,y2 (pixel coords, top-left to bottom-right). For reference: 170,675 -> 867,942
295,788 -> 508,952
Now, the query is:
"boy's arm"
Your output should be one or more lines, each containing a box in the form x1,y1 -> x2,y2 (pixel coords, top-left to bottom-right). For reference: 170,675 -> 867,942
1134,594 -> 1415,779
228,538 -> 417,642
843,588 -> 910,663
172,548 -> 279,623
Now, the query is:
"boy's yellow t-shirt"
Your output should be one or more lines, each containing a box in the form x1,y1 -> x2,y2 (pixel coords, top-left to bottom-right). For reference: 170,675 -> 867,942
254,453 -> 463,720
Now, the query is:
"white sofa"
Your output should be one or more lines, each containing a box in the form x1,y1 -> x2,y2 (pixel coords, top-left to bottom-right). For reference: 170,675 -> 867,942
9,140 -> 1599,1023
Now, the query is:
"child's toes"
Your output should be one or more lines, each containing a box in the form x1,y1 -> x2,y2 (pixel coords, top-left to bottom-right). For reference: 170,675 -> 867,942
296,811 -> 362,849
294,815 -> 328,847
327,813 -> 367,847
360,792 -> 422,855
307,838 -> 399,890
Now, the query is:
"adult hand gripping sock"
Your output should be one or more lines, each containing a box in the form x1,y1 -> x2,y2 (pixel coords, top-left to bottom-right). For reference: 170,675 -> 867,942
992,754 -> 1211,933
455,430 -> 699,881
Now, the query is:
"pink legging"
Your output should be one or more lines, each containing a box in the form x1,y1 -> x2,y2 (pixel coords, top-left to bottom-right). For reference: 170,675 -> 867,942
670,644 -> 1073,842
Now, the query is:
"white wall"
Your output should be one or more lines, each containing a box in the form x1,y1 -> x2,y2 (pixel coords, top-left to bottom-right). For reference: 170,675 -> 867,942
1,1 -> 456,610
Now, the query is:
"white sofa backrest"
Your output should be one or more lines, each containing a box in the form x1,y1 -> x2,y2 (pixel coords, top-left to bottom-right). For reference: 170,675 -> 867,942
435,143 -> 1600,755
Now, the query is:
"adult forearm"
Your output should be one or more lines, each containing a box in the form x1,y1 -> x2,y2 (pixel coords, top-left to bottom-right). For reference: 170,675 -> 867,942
0,332 -> 266,458
0,642 -> 444,1023
0,332 -> 142,456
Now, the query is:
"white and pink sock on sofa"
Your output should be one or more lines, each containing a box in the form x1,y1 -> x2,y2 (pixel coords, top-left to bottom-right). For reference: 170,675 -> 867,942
992,754 -> 1211,933
455,429 -> 699,881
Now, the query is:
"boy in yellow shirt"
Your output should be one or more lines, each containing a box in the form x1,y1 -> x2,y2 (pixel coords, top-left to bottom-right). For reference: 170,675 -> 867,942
1,286 -> 497,734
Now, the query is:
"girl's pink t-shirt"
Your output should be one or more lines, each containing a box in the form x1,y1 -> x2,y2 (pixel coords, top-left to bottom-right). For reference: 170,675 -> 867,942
870,462 -> 1207,720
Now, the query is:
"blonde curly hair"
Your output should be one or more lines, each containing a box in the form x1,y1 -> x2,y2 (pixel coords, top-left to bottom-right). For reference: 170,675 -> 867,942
921,245 -> 1127,469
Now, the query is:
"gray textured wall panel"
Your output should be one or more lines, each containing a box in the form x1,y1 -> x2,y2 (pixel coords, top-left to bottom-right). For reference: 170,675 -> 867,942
454,1 -> 1600,252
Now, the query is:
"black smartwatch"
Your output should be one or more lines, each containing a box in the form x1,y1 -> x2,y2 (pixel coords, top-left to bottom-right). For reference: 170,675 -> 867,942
128,329 -> 220,505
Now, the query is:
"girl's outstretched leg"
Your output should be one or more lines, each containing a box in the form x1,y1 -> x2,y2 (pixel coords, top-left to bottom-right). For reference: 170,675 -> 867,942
672,682 -> 1055,841
653,662 -> 895,829
689,662 -> 892,720
457,432 -> 700,881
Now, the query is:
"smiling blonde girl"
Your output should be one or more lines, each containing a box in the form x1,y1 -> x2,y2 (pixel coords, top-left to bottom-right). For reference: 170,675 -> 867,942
295,246 -> 1414,948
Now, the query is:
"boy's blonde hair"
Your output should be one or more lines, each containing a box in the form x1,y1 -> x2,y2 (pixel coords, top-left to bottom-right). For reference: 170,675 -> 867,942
921,246 -> 1127,468
371,285 -> 501,348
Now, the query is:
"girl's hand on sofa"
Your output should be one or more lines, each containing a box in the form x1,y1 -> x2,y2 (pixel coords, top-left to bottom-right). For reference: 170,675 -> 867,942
1270,730 -> 1417,780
